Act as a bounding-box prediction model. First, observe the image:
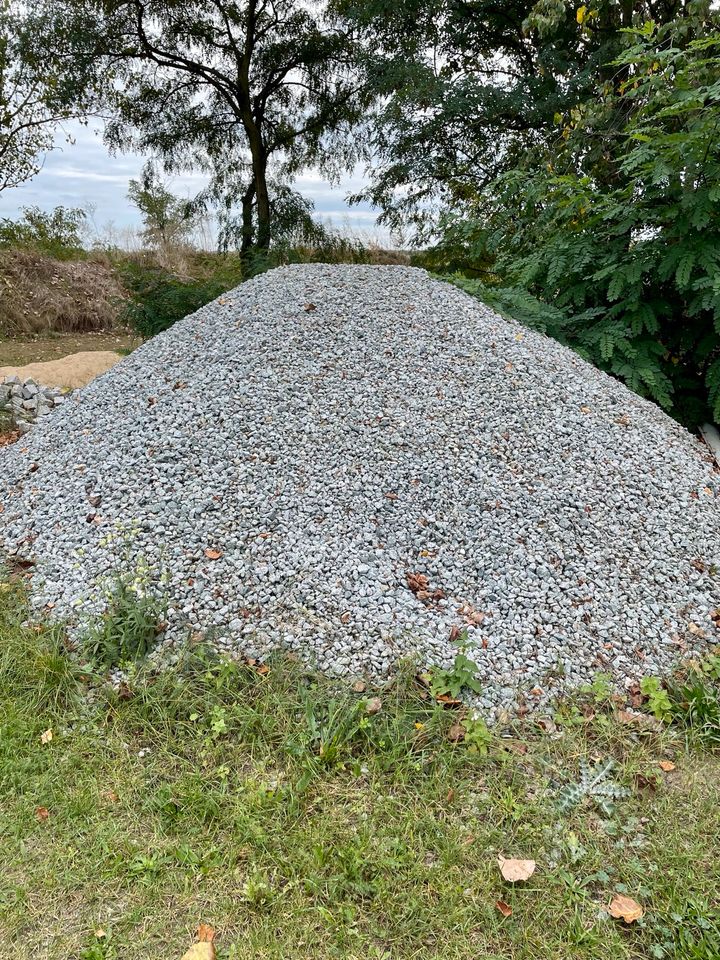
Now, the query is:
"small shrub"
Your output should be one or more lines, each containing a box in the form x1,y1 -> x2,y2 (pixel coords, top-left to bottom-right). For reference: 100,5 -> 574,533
119,255 -> 244,335
668,657 -> 720,745
428,653 -> 482,699
84,579 -> 163,669
641,676 -> 673,723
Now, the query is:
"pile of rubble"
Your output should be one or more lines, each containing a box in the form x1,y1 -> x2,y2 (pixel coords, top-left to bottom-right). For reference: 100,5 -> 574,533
0,376 -> 70,431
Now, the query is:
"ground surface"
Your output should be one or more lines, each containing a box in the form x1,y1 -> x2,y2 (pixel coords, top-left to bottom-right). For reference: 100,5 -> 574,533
0,350 -> 126,389
1,576 -> 719,960
0,332 -> 138,367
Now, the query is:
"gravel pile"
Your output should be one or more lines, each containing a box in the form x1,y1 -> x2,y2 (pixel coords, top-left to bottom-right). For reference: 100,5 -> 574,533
2,264 -> 720,716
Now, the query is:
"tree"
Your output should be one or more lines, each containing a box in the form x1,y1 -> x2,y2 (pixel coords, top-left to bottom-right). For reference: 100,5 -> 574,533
128,165 -> 196,249
43,0 -> 368,252
339,0 -> 693,237
0,1 -> 90,192
442,4 -> 720,424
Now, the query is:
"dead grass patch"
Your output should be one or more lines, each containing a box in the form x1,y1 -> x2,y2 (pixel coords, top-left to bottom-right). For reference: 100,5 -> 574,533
0,250 -> 128,336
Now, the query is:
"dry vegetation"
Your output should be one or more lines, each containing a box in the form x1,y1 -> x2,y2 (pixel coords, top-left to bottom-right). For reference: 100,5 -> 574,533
0,250 -> 128,336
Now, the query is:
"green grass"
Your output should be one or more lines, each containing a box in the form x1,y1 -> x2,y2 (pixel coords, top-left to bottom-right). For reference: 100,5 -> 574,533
1,574 -> 719,959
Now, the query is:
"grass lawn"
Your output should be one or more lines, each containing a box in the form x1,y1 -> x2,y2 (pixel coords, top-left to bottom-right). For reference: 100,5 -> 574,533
1,572 -> 719,960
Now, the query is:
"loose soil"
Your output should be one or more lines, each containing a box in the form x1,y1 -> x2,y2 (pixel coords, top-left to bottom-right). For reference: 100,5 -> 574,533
0,350 -> 126,389
0,332 -> 140,367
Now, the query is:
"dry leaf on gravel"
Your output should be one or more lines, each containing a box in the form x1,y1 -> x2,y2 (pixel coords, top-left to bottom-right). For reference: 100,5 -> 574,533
658,760 -> 676,772
607,893 -> 644,923
498,855 -> 536,882
495,900 -> 513,918
204,548 -> 223,560
435,693 -> 462,708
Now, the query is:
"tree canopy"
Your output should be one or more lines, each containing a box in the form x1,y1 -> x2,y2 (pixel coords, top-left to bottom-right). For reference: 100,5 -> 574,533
0,0 -> 93,192
38,0 -> 368,251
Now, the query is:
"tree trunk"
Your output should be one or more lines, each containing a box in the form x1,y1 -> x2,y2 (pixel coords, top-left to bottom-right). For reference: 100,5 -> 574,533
240,181 -> 256,253
253,152 -> 271,250
241,114 -> 271,250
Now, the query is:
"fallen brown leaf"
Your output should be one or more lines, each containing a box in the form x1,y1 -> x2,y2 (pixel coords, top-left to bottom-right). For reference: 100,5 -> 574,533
40,728 -> 53,745
447,723 -> 466,743
35,806 -> 49,821
204,548 -> 223,560
435,693 -> 462,708
607,893 -> 644,923
658,760 -> 676,772
406,571 -> 430,594
498,855 -> 536,883
365,697 -> 382,715
352,680 -> 366,693
495,900 -> 513,918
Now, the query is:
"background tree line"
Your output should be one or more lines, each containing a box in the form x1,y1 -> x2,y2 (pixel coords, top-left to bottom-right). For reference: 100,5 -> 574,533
2,0 -> 719,425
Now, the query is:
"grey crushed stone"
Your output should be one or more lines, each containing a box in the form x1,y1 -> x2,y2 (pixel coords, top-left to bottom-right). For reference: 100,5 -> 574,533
1,263 -> 719,718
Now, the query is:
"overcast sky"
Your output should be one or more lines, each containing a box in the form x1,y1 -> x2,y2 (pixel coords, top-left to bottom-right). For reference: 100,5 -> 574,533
0,122 -> 392,246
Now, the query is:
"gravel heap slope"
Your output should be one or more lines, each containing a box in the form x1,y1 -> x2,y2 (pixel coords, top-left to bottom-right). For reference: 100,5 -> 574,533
2,264 -> 719,715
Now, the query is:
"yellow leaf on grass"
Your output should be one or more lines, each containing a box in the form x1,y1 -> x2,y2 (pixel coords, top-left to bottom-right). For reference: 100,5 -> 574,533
577,5 -> 587,24
498,855 -> 536,882
40,729 -> 53,744
608,893 -> 644,923
181,944 -> 215,960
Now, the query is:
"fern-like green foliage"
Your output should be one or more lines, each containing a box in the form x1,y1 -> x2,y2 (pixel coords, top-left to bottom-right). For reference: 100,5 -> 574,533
441,15 -> 720,427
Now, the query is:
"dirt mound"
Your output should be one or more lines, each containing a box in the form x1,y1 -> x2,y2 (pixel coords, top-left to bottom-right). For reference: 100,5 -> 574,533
0,351 -> 124,389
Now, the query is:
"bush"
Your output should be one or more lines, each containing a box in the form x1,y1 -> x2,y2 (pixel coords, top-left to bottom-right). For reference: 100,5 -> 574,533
443,22 -> 720,427
83,579 -> 163,669
119,254 -> 244,336
0,206 -> 87,259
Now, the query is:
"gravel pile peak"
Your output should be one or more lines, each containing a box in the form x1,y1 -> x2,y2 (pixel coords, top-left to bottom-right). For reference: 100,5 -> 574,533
2,263 -> 719,717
